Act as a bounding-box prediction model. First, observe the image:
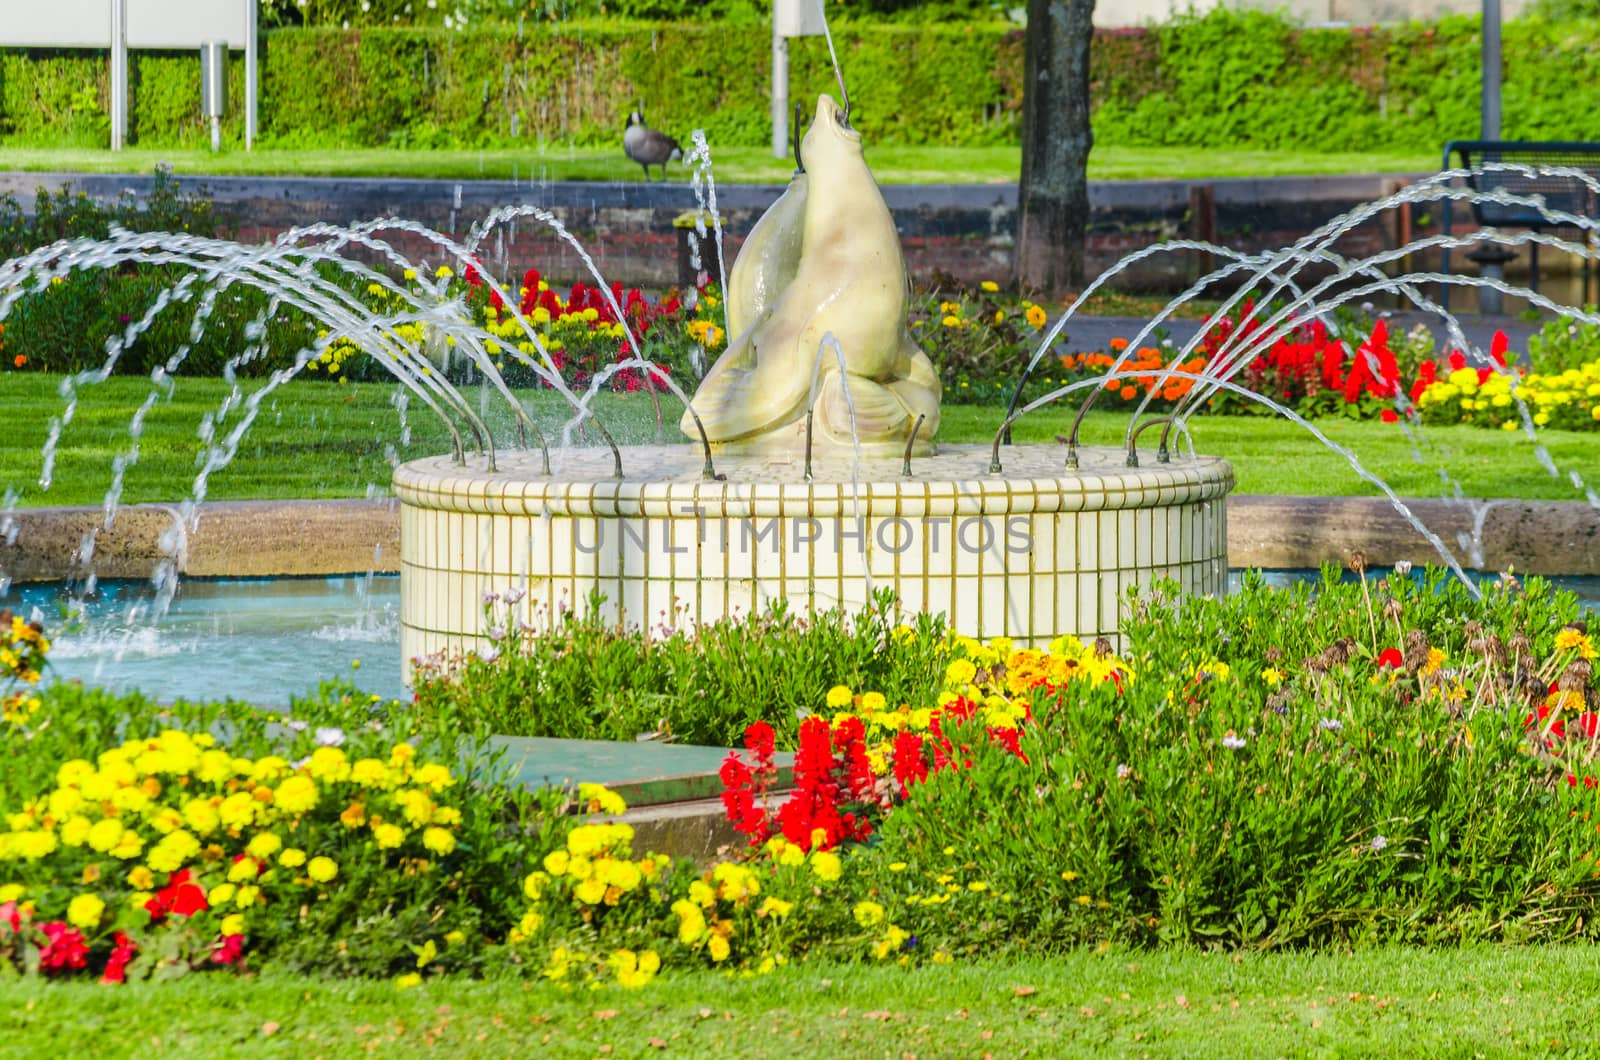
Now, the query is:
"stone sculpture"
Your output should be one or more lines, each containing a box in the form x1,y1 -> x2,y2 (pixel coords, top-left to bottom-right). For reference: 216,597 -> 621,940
681,93 -> 941,456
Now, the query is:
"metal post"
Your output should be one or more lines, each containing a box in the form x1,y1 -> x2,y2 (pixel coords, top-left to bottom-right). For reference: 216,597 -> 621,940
109,0 -> 127,149
772,31 -> 788,160
245,0 -> 257,150
1482,0 -> 1501,140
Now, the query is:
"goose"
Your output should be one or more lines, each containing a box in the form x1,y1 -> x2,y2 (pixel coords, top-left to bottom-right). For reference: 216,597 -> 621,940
623,112 -> 683,181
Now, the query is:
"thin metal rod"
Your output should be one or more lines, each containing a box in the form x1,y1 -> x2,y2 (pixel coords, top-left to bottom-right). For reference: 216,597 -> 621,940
901,414 -> 925,477
804,406 -> 816,481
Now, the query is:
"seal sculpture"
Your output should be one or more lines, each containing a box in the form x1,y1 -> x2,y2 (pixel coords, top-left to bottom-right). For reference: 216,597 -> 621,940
682,93 -> 941,456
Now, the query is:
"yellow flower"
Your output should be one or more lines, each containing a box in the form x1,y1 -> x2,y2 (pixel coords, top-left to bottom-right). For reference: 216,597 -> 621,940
87,819 -> 124,854
810,851 -> 842,882
543,850 -> 570,876
416,939 -> 438,968
60,816 -> 92,848
574,877 -> 608,904
274,775 -> 319,816
147,830 -> 199,873
707,934 -> 731,962
413,763 -> 454,792
307,856 -> 338,883
422,827 -> 456,855
522,871 -> 548,901
1061,870 -> 1078,882
980,280 -> 999,292
1025,304 -> 1048,328
435,265 -> 454,279
279,848 -> 307,869
307,747 -> 350,783
0,884 -> 22,903
66,893 -> 104,930
220,913 -> 245,937
1075,894 -> 1092,906
825,685 -> 853,709
228,857 -> 260,883
758,896 -> 794,919
852,900 -> 885,927
208,883 -> 237,906
373,824 -> 405,850
350,759 -> 391,788
577,783 -> 625,816
968,881 -> 989,892
246,833 -> 282,859
944,659 -> 977,686
673,899 -> 708,944
395,972 -> 422,990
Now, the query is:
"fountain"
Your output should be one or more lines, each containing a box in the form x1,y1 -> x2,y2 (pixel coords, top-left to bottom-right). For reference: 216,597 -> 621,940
9,103 -> 1600,694
392,92 -> 1234,673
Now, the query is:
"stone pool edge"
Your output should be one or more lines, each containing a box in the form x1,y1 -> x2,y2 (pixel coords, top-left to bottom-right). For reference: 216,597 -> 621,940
2,494 -> 1597,582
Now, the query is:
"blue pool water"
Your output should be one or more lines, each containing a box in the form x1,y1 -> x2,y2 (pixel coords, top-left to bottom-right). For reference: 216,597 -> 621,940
2,570 -> 1595,707
3,575 -> 406,706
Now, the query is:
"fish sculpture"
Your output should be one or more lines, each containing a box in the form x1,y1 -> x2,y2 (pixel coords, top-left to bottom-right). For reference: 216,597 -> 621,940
682,93 -> 940,456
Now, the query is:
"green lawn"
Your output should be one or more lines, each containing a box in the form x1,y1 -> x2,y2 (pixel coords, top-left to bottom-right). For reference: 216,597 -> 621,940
0,374 -> 1591,508
0,946 -> 1594,1056
0,145 -> 1438,185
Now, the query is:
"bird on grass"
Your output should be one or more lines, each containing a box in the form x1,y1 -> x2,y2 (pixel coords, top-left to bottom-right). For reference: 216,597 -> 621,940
624,111 -> 683,181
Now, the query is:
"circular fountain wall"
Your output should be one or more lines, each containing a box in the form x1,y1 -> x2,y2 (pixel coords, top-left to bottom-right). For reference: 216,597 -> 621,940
394,444 -> 1233,675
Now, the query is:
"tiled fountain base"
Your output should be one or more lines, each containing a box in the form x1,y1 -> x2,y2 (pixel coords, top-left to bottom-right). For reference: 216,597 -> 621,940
393,444 -> 1234,675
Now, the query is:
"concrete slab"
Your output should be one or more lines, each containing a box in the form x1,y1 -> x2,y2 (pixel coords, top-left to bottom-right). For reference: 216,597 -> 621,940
487,735 -> 793,809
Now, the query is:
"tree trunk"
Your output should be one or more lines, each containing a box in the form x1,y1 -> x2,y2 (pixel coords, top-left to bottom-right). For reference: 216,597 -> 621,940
1013,0 -> 1095,297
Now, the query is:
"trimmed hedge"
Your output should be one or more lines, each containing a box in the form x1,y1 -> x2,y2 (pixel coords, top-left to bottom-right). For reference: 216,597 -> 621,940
2,11 -> 1600,152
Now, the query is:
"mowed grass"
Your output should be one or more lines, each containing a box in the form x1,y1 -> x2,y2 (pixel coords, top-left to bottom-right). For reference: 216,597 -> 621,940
0,144 -> 1437,185
0,374 -> 1592,508
0,945 -> 1596,1057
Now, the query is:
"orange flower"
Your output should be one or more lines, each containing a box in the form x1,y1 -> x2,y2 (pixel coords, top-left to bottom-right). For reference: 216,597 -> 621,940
1119,386 -> 1137,400
1109,337 -> 1129,351
11,355 -> 23,368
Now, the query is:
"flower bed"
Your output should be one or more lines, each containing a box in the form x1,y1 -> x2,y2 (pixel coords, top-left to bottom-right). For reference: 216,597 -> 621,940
4,566 -> 1600,987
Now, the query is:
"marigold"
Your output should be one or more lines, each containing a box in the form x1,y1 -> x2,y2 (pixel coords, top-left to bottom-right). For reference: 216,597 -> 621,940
66,893 -> 104,930
307,856 -> 338,883
274,775 -> 319,816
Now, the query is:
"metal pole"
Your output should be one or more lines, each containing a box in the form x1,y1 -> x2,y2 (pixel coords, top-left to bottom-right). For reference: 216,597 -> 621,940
772,30 -> 788,160
246,0 -> 258,150
109,0 -> 127,149
1482,0 -> 1501,140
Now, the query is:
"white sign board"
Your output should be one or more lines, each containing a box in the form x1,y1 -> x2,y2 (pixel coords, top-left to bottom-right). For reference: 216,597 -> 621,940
127,0 -> 250,48
0,1 -> 112,47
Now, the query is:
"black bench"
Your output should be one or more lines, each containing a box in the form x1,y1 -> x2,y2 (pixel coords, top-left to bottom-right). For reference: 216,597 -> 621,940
1439,140 -> 1600,310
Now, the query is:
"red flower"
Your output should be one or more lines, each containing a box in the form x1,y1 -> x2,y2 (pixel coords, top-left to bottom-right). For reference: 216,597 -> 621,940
744,722 -> 775,757
1447,349 -> 1467,371
146,869 -> 208,921
891,732 -> 930,796
102,931 -> 137,984
0,901 -> 22,933
1525,703 -> 1568,744
1489,329 -> 1509,367
212,934 -> 245,966
38,922 -> 89,975
1376,648 -> 1404,669
1380,408 -> 1399,424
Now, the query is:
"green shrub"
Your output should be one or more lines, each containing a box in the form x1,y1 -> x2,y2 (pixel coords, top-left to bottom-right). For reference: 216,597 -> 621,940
414,589 -> 950,747
853,569 -> 1600,951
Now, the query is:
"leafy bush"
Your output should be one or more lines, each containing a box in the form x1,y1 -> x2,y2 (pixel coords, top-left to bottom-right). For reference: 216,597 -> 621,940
838,570 -> 1600,951
414,590 -> 950,747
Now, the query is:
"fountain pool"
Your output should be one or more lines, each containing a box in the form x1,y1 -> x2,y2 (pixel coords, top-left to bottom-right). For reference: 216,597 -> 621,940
2,575 -> 405,705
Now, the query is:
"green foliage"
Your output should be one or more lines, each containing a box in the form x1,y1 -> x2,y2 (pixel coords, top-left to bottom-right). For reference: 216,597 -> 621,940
0,168 -> 218,259
1,23 -> 1016,150
858,570 -> 1600,951
414,590 -> 949,747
